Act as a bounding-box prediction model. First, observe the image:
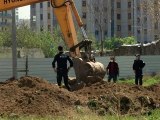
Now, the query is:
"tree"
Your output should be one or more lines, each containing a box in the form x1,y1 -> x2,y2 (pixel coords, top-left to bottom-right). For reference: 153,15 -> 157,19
86,0 -> 110,55
0,28 -> 12,47
38,27 -> 63,58
104,37 -> 136,50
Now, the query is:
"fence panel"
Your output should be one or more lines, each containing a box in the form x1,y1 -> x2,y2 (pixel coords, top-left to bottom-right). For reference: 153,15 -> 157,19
0,55 -> 160,82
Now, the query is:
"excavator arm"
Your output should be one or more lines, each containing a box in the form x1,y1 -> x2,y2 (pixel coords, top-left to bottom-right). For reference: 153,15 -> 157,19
0,0 -> 106,87
0,0 -> 91,57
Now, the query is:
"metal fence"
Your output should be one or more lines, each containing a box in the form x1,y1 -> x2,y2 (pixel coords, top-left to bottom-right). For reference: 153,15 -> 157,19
0,55 -> 160,82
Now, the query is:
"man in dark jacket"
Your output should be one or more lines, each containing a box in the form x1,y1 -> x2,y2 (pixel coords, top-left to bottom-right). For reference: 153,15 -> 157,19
52,46 -> 73,91
133,54 -> 145,85
106,56 -> 119,83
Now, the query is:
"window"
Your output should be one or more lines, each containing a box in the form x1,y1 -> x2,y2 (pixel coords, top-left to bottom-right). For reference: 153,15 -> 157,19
40,26 -> 43,31
40,3 -> 43,8
155,22 -> 158,29
117,14 -> 121,20
48,2 -> 50,7
117,2 -> 121,8
104,19 -> 107,23
82,12 -> 86,19
144,17 -> 147,23
31,4 -> 36,8
95,7 -> 99,12
137,17 -> 140,23
48,13 -> 50,19
95,30 -> 99,35
84,24 -> 87,30
137,30 -> 140,34
137,6 -> 140,11
128,2 -> 131,8
48,25 -> 51,31
104,7 -> 107,12
128,13 -> 131,19
82,0 -> 86,7
117,25 -> 121,31
144,29 -> 147,34
104,30 -> 107,36
5,19 -> 7,24
40,14 -> 43,20
95,19 -> 98,24
128,25 -> 131,31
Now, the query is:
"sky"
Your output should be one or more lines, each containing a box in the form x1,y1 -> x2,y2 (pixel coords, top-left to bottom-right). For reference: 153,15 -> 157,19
18,5 -> 30,19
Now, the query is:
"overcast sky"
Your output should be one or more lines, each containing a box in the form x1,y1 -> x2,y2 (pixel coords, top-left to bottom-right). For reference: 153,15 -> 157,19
18,5 -> 30,19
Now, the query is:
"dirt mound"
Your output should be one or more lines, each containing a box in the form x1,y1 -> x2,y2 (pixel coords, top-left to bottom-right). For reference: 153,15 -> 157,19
0,76 -> 78,117
74,81 -> 160,115
0,76 -> 160,117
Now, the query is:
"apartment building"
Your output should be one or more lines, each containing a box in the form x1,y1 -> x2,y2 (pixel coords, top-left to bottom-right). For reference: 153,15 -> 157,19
30,0 -> 110,41
0,9 -> 18,31
30,0 -> 159,43
113,0 -> 160,43
79,0 -> 111,40
0,10 -> 12,31
30,1 -> 57,32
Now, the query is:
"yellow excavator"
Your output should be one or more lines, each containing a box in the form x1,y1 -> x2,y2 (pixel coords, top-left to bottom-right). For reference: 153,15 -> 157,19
0,0 -> 106,86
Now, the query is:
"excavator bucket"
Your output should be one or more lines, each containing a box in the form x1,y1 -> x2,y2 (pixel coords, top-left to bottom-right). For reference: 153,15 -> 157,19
71,58 -> 106,86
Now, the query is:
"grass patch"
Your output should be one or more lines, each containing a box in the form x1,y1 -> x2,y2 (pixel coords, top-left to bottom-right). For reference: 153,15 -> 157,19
1,110 -> 160,120
119,75 -> 160,86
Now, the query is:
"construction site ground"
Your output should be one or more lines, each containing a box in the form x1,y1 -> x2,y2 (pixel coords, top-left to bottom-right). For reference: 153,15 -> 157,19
0,76 -> 160,117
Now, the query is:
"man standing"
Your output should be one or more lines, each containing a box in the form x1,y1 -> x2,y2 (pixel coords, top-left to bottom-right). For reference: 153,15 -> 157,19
52,46 -> 73,91
106,56 -> 119,83
133,54 -> 145,85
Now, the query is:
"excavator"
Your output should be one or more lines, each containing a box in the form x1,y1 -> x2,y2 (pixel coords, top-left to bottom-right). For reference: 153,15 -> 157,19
0,0 -> 106,87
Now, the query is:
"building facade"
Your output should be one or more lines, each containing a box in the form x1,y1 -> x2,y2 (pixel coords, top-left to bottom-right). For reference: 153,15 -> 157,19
0,9 -> 18,31
113,0 -> 159,43
30,1 -> 57,32
30,0 -> 159,43
0,11 -> 12,31
30,0 -> 110,41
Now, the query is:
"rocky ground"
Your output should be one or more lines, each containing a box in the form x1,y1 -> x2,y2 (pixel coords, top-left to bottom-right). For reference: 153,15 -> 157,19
0,76 -> 160,117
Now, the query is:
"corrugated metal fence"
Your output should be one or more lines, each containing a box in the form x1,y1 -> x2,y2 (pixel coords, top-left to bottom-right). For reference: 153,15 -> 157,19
0,55 -> 160,82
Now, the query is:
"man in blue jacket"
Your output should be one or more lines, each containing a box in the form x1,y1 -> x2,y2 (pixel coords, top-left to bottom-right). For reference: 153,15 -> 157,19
133,54 -> 145,85
52,46 -> 73,91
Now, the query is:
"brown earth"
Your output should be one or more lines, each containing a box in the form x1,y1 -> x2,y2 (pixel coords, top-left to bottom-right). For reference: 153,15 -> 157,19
0,76 -> 160,117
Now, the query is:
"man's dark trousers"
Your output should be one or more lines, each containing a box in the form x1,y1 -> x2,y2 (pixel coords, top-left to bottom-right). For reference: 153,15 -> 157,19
135,74 -> 143,85
57,69 -> 70,90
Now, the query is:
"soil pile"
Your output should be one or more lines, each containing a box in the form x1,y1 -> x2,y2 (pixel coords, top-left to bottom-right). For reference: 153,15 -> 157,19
0,76 -> 160,117
0,76 -> 78,117
75,81 -> 160,115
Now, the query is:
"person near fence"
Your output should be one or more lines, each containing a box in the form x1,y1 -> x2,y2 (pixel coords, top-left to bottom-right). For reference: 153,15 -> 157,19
106,56 -> 119,83
52,46 -> 73,91
133,54 -> 145,85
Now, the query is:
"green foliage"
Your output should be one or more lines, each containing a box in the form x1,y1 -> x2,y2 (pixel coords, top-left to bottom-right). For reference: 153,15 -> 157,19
0,32 -> 4,47
122,36 -> 137,45
104,36 -> 137,50
16,25 -> 40,48
0,25 -> 65,58
0,28 -> 12,47
119,75 -> 160,86
38,29 -> 63,58
104,37 -> 122,50
1,109 -> 160,120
